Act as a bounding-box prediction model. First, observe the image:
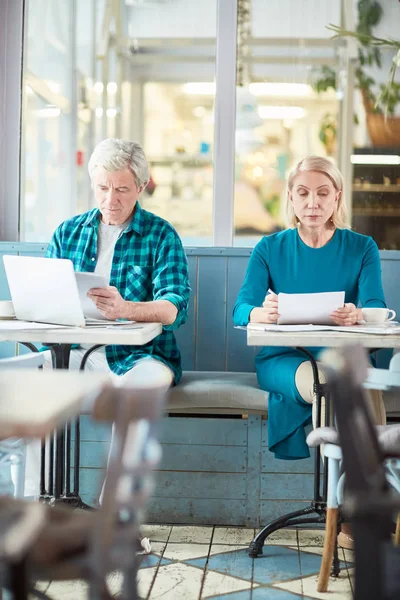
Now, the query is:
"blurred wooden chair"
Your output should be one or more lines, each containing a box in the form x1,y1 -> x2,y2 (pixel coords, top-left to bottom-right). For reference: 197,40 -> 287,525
0,353 -> 45,498
307,345 -> 400,598
24,381 -> 166,599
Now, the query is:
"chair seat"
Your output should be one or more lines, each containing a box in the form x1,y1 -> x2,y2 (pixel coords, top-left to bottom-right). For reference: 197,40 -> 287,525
167,371 -> 268,414
307,424 -> 400,456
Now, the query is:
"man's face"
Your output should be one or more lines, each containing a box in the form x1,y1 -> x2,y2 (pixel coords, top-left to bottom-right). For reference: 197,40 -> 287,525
92,167 -> 143,225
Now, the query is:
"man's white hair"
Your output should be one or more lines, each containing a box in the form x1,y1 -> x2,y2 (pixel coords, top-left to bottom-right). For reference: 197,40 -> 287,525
88,138 -> 150,189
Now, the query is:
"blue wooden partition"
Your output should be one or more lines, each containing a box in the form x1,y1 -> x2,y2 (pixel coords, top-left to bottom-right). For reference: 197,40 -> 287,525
0,243 -> 399,525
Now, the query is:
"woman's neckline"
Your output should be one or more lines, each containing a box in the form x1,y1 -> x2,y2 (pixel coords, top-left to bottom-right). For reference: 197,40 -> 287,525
295,226 -> 338,249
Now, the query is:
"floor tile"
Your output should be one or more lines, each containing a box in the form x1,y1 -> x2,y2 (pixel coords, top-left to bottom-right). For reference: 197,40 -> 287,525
264,529 -> 298,546
212,527 -> 255,545
201,568 -> 253,598
205,589 -> 252,599
210,544 -> 249,556
169,525 -> 214,544
163,542 -> 210,561
42,580 -> 88,600
140,524 -> 172,542
137,565 -> 158,599
252,546 -> 303,585
190,547 -> 252,582
148,563 -> 204,599
274,568 -> 354,599
292,545 -> 345,561
252,588 -> 315,599
343,548 -> 355,565
297,528 -> 325,547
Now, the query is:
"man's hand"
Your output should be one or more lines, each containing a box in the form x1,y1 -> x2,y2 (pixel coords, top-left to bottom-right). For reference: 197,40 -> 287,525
87,286 -> 128,320
330,303 -> 361,326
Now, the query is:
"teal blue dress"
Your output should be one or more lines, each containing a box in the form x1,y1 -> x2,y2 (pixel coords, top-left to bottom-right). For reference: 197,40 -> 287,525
233,228 -> 386,460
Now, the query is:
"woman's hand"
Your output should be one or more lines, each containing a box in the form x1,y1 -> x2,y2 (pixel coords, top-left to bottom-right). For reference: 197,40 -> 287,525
330,303 -> 362,326
250,291 -> 280,324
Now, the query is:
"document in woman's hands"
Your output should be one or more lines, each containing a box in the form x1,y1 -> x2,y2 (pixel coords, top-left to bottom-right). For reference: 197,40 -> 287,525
277,291 -> 345,325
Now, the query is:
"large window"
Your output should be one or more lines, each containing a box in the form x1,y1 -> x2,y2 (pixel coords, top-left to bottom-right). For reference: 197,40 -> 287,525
18,0 -> 400,248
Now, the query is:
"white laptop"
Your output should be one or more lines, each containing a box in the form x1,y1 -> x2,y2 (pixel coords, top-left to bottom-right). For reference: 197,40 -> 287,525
3,255 -> 132,327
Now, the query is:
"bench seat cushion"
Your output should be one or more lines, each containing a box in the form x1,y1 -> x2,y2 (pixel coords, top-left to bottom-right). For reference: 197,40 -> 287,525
167,371 -> 268,414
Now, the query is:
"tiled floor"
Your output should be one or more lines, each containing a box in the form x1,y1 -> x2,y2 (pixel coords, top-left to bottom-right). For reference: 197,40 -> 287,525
33,526 -> 354,599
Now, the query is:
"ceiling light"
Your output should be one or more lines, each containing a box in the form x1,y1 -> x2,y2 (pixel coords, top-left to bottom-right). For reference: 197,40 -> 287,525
94,82 -> 104,94
36,107 -> 61,118
107,82 -> 118,94
350,154 -> 400,165
45,80 -> 61,94
183,82 -> 215,95
249,83 -> 312,97
95,108 -> 103,118
193,106 -> 206,118
106,108 -> 117,118
258,106 -> 305,119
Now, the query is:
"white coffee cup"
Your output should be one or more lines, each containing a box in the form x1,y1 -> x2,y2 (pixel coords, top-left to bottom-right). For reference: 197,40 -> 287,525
361,307 -> 396,324
0,300 -> 15,318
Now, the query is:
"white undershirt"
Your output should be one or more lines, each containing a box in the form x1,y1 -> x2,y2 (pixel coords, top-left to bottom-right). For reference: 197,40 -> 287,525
81,219 -> 130,350
94,218 -> 130,282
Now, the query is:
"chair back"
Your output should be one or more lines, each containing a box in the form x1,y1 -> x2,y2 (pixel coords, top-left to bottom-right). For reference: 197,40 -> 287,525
323,345 -> 400,600
323,345 -> 387,498
87,383 -> 166,596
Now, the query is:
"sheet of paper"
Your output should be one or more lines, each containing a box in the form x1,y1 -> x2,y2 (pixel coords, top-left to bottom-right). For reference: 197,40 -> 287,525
334,325 -> 400,335
74,272 -> 108,320
277,291 -> 345,325
247,323 -> 334,332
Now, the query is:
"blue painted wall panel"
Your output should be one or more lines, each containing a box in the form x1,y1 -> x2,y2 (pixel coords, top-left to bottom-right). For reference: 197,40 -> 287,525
147,498 -> 248,526
260,500 -> 311,525
261,474 -> 315,501
153,472 -> 247,500
196,256 -> 227,371
175,255 -> 197,371
226,254 -> 255,372
160,444 -> 247,473
158,416 -> 247,446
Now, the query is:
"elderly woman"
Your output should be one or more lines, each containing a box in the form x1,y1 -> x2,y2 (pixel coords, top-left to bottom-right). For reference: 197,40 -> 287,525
233,155 -> 386,464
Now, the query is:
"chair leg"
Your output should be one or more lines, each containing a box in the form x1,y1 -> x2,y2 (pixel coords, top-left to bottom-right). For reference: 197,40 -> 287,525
394,513 -> 400,545
317,507 -> 338,593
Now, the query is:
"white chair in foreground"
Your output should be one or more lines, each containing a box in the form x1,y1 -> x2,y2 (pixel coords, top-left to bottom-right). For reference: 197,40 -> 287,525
0,352 -> 45,497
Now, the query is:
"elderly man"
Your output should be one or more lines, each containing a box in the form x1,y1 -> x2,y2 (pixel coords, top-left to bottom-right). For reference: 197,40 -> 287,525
43,138 -> 190,391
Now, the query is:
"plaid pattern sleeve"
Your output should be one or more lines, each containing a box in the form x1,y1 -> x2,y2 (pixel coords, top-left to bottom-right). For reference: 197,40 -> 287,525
45,204 -> 190,383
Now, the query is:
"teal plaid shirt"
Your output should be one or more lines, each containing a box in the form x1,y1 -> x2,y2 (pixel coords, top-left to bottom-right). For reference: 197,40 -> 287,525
46,202 -> 190,383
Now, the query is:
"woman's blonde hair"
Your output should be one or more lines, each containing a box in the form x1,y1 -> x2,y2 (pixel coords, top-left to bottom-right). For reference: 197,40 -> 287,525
286,155 -> 349,228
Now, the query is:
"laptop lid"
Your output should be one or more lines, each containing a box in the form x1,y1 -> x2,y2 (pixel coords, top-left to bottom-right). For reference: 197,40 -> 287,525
3,255 -> 86,327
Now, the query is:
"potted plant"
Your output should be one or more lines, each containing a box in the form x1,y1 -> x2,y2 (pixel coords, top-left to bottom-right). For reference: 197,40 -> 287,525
319,113 -> 337,156
312,0 -> 400,146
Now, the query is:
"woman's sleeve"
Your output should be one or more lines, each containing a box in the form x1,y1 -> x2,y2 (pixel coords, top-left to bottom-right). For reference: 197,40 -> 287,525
358,238 -> 386,308
232,240 -> 271,326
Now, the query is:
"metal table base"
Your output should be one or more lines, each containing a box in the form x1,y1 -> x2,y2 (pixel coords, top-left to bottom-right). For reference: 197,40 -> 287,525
247,347 -> 342,578
20,342 -> 104,509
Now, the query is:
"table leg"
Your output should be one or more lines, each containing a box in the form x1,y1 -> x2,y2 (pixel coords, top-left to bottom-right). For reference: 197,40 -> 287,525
248,347 -> 331,558
36,343 -> 105,508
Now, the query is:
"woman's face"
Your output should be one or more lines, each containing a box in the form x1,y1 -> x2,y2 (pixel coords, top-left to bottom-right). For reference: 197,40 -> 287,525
289,170 -> 340,229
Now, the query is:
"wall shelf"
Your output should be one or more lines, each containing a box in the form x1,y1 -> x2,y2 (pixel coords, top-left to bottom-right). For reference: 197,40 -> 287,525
352,184 -> 400,193
353,209 -> 400,217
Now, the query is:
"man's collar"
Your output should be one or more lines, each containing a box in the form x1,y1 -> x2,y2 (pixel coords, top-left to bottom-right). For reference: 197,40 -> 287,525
81,202 -> 145,236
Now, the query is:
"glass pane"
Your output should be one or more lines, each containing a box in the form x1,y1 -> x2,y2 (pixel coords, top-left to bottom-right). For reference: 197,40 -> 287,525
22,89 -> 73,241
21,0 -> 74,241
233,0 -> 340,246
126,0 -> 217,245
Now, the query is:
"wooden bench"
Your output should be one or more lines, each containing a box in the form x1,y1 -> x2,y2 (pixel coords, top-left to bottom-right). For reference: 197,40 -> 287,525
0,243 -> 399,526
